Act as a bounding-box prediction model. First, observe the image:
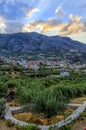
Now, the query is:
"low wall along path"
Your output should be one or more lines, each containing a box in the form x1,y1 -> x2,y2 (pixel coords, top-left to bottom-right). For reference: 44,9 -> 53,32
4,101 -> 86,130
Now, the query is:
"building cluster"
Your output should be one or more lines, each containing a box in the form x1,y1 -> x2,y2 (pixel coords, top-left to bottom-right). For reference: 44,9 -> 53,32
1,56 -> 86,74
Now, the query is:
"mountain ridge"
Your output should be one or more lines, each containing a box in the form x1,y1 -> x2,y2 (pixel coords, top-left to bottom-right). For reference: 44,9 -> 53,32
0,32 -> 86,62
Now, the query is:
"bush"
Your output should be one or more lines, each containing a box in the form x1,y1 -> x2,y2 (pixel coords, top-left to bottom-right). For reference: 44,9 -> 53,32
31,89 -> 67,118
5,119 -> 15,127
6,80 -> 17,88
81,111 -> 86,117
48,126 -> 59,130
0,82 -> 7,98
0,98 -> 6,118
15,75 -> 86,118
61,125 -> 72,130
15,124 -> 40,130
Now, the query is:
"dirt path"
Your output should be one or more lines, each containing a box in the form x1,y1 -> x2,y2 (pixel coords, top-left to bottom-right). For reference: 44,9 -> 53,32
72,117 -> 86,130
0,120 -> 16,130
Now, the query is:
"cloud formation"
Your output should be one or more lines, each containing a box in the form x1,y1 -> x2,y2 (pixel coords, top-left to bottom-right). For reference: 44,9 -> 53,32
22,18 -> 61,33
22,14 -> 85,37
26,8 -> 39,17
69,14 -> 82,22
59,14 -> 84,35
0,0 -> 86,43
55,6 -> 64,17
0,16 -> 6,33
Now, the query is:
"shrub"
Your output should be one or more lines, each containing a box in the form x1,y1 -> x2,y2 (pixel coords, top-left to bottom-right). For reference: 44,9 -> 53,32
6,80 -> 17,88
0,98 -> 6,118
15,124 -> 40,130
61,125 -> 72,130
15,75 -> 86,118
0,82 -> 8,98
48,126 -> 59,130
81,111 -> 86,117
5,119 -> 15,127
31,89 -> 67,118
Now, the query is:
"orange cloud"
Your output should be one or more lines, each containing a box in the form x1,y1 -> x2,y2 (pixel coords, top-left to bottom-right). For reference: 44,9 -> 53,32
69,14 -> 82,22
22,18 -> 61,33
59,14 -> 84,35
22,14 -> 85,37
59,22 -> 84,35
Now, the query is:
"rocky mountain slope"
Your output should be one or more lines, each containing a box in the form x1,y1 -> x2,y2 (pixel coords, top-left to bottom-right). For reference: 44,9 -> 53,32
0,32 -> 86,62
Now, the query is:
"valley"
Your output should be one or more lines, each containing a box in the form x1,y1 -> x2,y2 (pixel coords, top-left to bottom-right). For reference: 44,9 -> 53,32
0,58 -> 86,130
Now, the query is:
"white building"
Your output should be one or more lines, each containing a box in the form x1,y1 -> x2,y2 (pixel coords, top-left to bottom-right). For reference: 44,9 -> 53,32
60,72 -> 70,77
32,64 -> 39,71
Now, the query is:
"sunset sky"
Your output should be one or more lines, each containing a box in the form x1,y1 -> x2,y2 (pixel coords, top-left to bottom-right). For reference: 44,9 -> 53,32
0,0 -> 86,43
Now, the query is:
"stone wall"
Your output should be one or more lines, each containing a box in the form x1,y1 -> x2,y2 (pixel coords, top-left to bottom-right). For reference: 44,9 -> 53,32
4,101 -> 86,130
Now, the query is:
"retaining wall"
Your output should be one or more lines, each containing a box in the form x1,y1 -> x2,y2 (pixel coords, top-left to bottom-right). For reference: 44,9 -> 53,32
4,101 -> 86,130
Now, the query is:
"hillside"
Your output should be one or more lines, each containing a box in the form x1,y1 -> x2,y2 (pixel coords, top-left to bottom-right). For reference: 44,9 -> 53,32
0,32 -> 86,62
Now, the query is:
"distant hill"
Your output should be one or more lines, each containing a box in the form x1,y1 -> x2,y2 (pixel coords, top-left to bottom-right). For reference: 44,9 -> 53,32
0,32 -> 86,62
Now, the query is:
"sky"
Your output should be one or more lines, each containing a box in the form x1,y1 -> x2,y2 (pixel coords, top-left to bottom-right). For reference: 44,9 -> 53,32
0,0 -> 86,43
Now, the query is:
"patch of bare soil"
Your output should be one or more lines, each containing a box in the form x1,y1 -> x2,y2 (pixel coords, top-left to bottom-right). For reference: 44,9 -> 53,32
70,96 -> 86,104
14,108 -> 75,125
0,120 -> 16,130
72,117 -> 86,130
8,101 -> 20,107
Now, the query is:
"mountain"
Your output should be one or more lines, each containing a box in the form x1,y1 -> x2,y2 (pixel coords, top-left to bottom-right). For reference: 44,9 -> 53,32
0,32 -> 86,62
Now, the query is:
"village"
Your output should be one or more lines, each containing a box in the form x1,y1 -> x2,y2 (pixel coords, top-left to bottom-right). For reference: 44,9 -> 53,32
0,56 -> 86,78
0,56 -> 86,130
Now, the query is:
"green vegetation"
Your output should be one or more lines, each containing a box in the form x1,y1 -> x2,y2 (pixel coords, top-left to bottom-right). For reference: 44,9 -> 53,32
15,74 -> 86,117
0,62 -> 86,118
61,125 -> 72,130
48,125 -> 72,130
15,124 -> 40,130
0,82 -> 7,98
0,98 -> 6,118
30,90 -> 67,117
5,119 -> 15,127
48,126 -> 59,130
80,111 -> 86,117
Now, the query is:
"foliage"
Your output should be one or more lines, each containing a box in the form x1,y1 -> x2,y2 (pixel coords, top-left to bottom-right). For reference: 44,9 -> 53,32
5,119 -> 15,127
0,82 -> 8,98
6,80 -> 17,88
15,73 -> 86,117
61,125 -> 72,130
1,63 -> 86,118
48,125 -> 59,130
81,111 -> 86,117
0,98 -> 6,118
31,89 -> 67,117
15,124 -> 40,130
